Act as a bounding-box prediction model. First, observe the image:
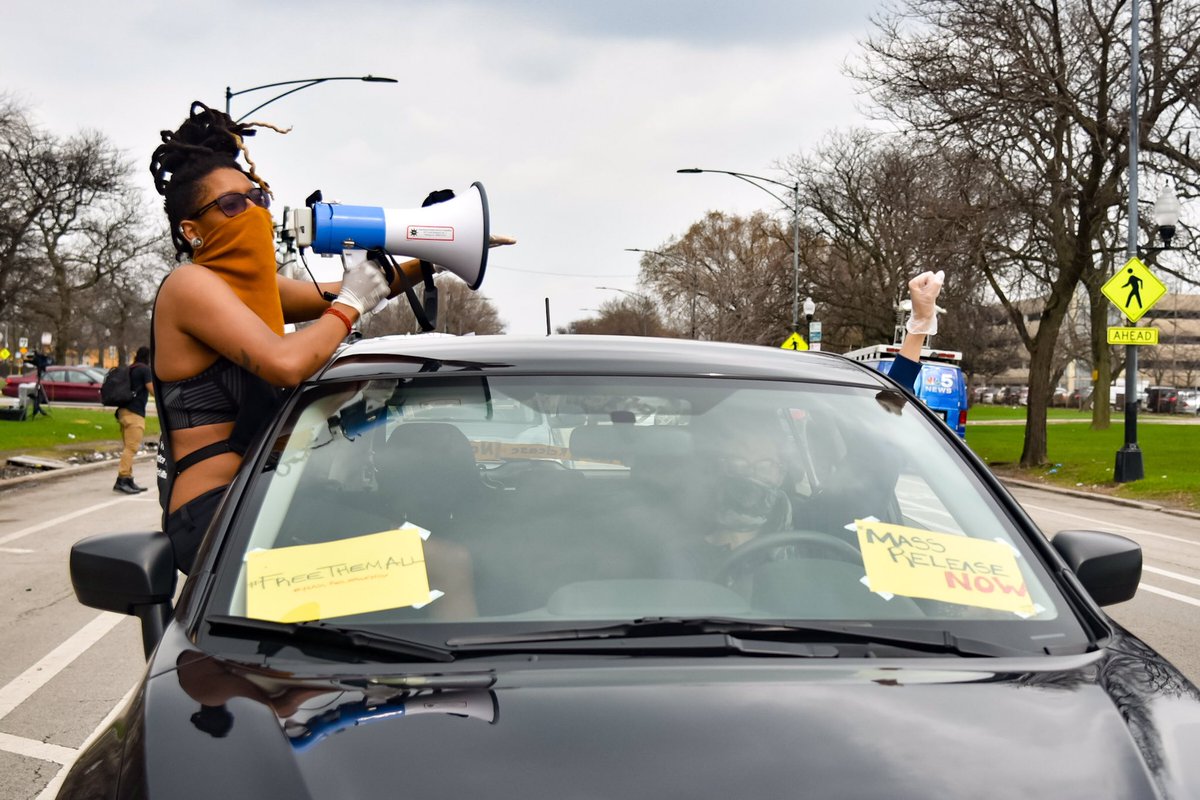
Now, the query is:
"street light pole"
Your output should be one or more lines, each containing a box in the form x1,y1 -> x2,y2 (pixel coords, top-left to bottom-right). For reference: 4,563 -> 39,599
1115,2 -> 1143,483
225,75 -> 397,122
626,248 -> 696,339
677,168 -> 801,334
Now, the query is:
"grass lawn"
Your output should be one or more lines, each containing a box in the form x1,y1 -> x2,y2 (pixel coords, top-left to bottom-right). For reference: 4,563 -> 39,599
967,421 -> 1200,509
968,405 -> 1094,421
969,402 -> 1185,422
0,408 -> 160,460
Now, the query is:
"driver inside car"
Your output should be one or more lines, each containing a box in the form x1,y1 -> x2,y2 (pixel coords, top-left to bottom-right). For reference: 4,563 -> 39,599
667,412 -> 798,584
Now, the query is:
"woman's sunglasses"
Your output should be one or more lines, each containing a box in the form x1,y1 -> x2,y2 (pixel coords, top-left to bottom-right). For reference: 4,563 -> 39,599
190,188 -> 270,219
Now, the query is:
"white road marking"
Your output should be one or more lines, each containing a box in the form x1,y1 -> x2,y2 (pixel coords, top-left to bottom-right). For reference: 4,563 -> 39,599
32,684 -> 139,800
1140,583 -> 1200,609
0,547 -> 33,554
0,731 -> 76,765
0,498 -> 132,547
0,612 -> 124,721
1018,501 -> 1200,548
1144,565 -> 1200,588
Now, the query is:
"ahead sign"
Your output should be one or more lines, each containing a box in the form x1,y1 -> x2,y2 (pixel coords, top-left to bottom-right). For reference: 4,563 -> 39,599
1107,326 -> 1159,345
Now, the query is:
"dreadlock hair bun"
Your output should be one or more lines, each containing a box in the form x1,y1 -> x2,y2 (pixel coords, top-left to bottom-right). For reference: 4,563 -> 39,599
149,101 -> 283,259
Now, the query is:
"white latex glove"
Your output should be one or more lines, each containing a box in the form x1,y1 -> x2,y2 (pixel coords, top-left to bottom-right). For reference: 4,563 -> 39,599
337,261 -> 391,317
905,270 -> 945,335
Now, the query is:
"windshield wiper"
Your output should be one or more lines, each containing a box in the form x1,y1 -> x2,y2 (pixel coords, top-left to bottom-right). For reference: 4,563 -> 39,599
206,615 -> 455,663
446,617 -> 1020,658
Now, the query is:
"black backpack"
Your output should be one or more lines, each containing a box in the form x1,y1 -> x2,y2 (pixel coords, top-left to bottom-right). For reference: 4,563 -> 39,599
101,365 -> 136,407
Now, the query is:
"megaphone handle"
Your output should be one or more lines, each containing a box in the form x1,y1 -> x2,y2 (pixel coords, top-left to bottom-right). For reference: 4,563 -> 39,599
367,248 -> 436,332
339,249 -> 396,316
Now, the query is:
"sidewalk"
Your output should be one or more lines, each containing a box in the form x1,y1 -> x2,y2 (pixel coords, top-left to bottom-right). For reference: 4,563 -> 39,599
997,474 -> 1200,521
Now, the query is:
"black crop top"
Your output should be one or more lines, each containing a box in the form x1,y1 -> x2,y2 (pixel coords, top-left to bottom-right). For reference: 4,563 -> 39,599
159,357 -> 245,430
156,356 -> 283,474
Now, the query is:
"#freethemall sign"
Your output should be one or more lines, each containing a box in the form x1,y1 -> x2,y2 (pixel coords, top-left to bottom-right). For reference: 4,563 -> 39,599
245,526 -> 434,623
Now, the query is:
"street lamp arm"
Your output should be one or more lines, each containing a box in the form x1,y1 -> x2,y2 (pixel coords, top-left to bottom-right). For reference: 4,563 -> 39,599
677,167 -> 794,207
226,75 -> 398,120
677,166 -> 803,333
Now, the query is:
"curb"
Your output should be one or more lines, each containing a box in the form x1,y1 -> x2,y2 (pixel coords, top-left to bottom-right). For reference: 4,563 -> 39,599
0,452 -> 156,493
999,476 -> 1200,521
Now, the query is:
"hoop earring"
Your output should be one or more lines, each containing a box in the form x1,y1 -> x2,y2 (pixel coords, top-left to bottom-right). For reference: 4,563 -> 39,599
190,236 -> 203,249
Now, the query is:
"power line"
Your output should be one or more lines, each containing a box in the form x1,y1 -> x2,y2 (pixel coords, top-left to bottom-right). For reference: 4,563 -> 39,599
489,265 -> 638,278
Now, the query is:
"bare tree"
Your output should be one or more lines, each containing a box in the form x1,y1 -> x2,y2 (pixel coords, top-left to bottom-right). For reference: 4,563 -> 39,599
367,273 -> 506,336
639,211 -> 794,345
78,233 -> 173,365
853,0 -> 1200,465
563,295 -> 673,337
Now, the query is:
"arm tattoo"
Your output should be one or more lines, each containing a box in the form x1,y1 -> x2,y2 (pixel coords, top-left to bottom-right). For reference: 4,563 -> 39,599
239,349 -> 263,377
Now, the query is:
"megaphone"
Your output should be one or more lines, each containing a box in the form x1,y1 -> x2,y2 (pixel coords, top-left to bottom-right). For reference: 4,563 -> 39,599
290,182 -> 490,330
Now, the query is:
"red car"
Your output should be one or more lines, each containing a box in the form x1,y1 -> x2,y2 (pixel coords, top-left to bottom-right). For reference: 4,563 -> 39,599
2,366 -> 107,403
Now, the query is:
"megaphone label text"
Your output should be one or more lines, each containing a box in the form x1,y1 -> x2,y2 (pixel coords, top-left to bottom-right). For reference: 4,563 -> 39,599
407,225 -> 455,242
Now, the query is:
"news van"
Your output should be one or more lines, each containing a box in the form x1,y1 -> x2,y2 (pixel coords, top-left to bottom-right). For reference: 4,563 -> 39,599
842,344 -> 969,439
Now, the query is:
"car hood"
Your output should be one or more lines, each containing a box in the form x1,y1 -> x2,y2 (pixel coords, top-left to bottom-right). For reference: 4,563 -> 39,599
115,633 -> 1200,800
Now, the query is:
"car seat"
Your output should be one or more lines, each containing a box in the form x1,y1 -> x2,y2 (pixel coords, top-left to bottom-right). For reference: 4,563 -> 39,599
375,421 -> 490,536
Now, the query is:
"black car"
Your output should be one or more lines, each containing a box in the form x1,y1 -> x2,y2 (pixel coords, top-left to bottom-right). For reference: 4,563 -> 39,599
65,335 -> 1200,799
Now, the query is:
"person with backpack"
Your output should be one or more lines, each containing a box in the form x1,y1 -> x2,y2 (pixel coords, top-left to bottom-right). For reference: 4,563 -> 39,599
112,346 -> 153,494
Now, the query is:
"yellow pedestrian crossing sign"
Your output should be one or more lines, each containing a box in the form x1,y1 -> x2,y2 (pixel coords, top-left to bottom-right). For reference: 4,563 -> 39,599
1101,257 -> 1167,323
780,332 -> 808,351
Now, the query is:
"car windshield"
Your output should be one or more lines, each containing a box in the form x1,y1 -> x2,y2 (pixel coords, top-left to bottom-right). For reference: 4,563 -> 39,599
208,375 -> 1089,655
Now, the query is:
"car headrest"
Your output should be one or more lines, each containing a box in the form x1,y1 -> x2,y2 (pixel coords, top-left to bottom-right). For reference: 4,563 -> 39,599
379,422 -> 482,496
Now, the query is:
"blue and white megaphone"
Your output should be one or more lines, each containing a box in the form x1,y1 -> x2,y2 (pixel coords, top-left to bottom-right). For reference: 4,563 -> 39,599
290,182 -> 490,329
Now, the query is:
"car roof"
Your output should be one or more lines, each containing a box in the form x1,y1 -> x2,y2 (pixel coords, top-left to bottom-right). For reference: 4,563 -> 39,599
317,334 -> 894,388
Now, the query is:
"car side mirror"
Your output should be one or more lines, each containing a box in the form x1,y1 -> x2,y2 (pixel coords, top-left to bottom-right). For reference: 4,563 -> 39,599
1051,530 -> 1142,606
70,531 -> 177,659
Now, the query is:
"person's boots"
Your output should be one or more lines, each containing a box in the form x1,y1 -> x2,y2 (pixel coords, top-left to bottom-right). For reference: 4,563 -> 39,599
114,476 -> 147,494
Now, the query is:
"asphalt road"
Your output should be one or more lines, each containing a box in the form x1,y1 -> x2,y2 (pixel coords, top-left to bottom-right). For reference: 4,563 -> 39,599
0,468 -> 1197,799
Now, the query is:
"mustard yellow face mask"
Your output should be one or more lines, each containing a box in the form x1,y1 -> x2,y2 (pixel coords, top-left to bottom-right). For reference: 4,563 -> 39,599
193,205 -> 284,336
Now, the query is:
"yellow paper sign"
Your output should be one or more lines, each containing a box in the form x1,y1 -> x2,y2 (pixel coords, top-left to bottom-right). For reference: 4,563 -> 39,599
471,440 -> 572,461
246,527 -> 431,623
856,520 -> 1034,614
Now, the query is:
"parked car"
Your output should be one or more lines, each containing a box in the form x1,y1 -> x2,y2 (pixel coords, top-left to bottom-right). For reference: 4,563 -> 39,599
65,335 -> 1199,799
1146,386 -> 1179,414
995,385 -> 1022,405
1018,386 -> 1030,405
1051,386 -> 1069,407
1175,389 -> 1200,414
971,385 -> 993,405
1068,387 -> 1087,409
1,365 -> 104,403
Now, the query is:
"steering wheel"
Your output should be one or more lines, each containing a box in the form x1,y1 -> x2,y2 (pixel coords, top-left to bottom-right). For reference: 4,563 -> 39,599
715,529 -> 863,584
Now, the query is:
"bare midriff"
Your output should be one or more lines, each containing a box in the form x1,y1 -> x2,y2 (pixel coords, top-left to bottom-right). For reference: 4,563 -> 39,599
168,421 -> 242,512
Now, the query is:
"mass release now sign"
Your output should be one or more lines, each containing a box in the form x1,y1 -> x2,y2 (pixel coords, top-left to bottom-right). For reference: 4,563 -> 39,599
1107,327 -> 1159,345
856,520 -> 1035,615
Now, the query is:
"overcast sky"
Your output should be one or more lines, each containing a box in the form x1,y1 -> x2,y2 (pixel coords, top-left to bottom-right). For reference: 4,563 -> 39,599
2,0 -> 886,335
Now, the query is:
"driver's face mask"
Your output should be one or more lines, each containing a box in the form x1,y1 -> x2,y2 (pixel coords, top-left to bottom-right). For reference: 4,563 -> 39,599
713,455 -> 787,533
715,474 -> 779,532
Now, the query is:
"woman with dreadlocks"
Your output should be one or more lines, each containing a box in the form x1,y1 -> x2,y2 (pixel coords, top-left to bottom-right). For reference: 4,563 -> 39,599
148,102 -> 408,575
